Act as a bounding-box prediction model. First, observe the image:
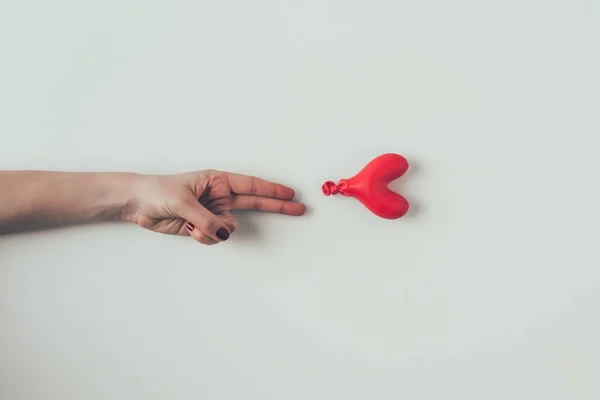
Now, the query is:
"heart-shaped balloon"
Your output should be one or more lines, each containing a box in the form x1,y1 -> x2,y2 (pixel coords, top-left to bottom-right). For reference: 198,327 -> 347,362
322,153 -> 409,219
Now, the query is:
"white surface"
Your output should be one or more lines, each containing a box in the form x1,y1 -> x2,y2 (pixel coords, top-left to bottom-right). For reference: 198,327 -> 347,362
1,0 -> 600,399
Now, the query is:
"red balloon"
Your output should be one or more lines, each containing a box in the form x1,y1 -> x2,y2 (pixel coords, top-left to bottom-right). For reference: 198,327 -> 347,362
322,153 -> 410,219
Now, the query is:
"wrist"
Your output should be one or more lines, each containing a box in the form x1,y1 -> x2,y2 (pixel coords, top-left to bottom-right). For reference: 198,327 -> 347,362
115,172 -> 143,223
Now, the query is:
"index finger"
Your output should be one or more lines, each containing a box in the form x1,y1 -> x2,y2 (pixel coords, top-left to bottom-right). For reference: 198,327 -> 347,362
225,172 -> 296,200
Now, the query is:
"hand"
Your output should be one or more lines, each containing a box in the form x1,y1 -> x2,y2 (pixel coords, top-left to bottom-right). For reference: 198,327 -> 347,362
128,170 -> 306,245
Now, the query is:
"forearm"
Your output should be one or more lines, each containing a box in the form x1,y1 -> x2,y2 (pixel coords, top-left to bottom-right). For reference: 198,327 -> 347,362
0,171 -> 137,234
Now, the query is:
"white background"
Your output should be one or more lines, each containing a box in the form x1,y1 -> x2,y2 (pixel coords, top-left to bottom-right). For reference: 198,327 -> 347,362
1,0 -> 600,399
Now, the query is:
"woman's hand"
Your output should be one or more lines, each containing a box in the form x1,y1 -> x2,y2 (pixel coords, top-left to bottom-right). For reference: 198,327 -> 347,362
0,169 -> 305,239
128,170 -> 306,245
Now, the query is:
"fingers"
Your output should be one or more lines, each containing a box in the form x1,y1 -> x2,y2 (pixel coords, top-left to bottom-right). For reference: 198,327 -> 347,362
185,222 -> 219,245
179,200 -> 231,243
226,173 -> 296,200
225,172 -> 306,216
232,195 -> 307,216
183,215 -> 237,245
218,212 -> 238,233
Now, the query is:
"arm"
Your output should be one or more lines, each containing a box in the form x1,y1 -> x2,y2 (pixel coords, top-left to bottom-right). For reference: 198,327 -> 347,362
0,170 -> 305,242
0,171 -> 136,234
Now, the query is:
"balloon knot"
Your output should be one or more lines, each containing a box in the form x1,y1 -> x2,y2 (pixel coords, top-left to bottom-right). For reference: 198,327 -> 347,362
322,181 -> 338,196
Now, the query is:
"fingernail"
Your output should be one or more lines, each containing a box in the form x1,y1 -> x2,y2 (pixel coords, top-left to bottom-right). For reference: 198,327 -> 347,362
216,228 -> 230,241
185,222 -> 195,231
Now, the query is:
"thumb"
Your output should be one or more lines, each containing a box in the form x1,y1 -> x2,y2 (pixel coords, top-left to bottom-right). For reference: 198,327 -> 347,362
180,200 -> 230,242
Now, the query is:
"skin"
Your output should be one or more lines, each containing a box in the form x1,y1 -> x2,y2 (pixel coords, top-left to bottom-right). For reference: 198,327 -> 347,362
0,170 -> 306,244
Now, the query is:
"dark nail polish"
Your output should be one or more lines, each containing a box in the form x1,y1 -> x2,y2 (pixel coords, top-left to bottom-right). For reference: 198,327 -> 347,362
185,222 -> 195,231
216,228 -> 230,241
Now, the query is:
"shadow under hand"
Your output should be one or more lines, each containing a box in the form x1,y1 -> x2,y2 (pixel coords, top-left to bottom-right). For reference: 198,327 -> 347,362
230,210 -> 264,244
0,220 -> 96,236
